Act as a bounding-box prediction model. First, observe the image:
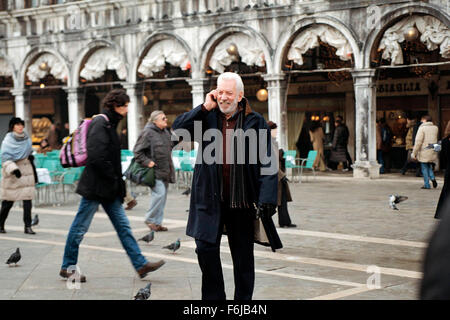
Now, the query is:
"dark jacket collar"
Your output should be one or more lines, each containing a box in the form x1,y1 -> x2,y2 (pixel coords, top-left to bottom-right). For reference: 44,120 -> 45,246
103,108 -> 123,127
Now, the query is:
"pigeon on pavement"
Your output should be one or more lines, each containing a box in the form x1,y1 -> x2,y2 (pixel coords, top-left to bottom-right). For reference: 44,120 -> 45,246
31,214 -> 39,226
181,187 -> 191,196
163,238 -> 181,253
134,282 -> 152,300
389,194 -> 408,210
139,231 -> 155,243
6,248 -> 21,267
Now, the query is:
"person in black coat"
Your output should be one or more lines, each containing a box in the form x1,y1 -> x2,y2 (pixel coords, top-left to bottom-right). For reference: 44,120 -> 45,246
336,115 -> 352,170
172,72 -> 279,300
420,196 -> 450,299
434,121 -> 450,219
60,89 -> 165,282
267,121 -> 296,228
295,119 -> 313,159
329,118 -> 350,170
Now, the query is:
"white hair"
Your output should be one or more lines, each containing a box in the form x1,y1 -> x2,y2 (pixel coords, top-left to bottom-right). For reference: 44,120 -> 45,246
149,110 -> 165,123
217,72 -> 244,94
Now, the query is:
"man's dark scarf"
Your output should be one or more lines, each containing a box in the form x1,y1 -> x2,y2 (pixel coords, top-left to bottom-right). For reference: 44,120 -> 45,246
229,108 -> 251,209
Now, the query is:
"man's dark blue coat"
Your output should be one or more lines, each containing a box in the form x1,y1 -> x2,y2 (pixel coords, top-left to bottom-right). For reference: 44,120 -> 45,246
172,100 -> 278,244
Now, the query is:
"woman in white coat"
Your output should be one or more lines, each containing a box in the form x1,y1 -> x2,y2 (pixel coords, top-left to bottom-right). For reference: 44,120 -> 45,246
0,117 -> 37,234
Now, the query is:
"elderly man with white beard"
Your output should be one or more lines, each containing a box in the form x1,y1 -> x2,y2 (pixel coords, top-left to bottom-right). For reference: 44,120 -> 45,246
172,72 -> 280,300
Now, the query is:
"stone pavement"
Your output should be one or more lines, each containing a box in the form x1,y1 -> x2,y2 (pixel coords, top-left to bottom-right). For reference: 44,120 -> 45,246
0,171 -> 444,300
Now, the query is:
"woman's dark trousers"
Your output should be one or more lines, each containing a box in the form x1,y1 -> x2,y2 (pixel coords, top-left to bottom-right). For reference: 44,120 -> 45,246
278,180 -> 292,227
0,200 -> 32,228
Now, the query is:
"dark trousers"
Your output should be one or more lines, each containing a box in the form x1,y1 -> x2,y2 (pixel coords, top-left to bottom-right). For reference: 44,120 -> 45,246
0,200 -> 32,228
345,149 -> 353,168
195,206 -> 255,300
278,181 -> 292,227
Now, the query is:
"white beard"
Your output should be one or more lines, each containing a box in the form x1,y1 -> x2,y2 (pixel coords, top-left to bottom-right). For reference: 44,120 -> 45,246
218,96 -> 239,115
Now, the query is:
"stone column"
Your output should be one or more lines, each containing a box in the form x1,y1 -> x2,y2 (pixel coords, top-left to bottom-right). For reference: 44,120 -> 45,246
351,69 -> 380,179
264,74 -> 288,150
124,83 -> 145,151
187,78 -> 208,108
172,0 -> 182,18
198,0 -> 207,13
345,91 -> 355,161
11,88 -> 32,137
64,87 -> 85,133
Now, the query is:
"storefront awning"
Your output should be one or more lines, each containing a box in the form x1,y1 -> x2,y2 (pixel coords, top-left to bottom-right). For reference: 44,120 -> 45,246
26,53 -> 68,82
378,15 -> 450,65
80,47 -> 127,81
138,39 -> 190,77
287,25 -> 353,66
209,33 -> 266,73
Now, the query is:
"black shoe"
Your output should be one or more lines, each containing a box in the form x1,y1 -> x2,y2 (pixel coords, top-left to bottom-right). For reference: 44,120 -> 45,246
400,170 -> 406,175
421,186 -> 431,189
0,227 -> 5,233
286,224 -> 297,228
432,180 -> 438,188
24,227 -> 36,234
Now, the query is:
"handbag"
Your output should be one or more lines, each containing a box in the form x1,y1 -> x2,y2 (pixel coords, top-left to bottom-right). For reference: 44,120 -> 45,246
124,158 -> 155,188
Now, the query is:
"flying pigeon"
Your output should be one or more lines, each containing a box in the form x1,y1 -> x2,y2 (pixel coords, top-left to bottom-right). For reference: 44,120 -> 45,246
163,238 -> 181,253
31,214 -> 39,226
389,194 -> 408,210
181,187 -> 191,196
134,282 -> 152,300
6,248 -> 21,267
139,231 -> 155,243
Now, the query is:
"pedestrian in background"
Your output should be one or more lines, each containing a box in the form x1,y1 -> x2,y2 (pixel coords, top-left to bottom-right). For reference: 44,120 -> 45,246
134,110 -> 175,232
379,118 -> 392,173
412,115 -> 439,189
37,138 -> 52,155
61,122 -> 70,142
309,120 -> 326,172
335,115 -> 353,171
296,119 -> 313,159
376,119 -> 384,174
400,116 -> 417,175
0,117 -> 37,235
120,128 -> 128,150
60,89 -> 165,282
47,122 -> 62,150
434,120 -> 450,219
329,118 -> 350,171
268,121 -> 296,228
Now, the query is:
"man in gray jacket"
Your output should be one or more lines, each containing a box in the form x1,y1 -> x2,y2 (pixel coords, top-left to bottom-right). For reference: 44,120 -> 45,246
134,111 -> 175,231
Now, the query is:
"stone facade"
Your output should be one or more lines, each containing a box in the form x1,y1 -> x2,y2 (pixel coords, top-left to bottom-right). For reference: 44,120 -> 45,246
0,0 -> 449,178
